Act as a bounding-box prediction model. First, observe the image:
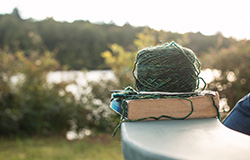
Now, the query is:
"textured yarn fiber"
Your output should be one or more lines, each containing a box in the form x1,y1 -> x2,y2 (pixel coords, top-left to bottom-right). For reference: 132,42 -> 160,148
132,41 -> 201,92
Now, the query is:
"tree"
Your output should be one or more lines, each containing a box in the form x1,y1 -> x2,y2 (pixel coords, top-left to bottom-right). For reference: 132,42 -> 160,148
11,8 -> 21,20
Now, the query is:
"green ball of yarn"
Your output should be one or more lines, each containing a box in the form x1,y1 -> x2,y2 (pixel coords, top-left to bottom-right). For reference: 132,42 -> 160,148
132,41 -> 201,92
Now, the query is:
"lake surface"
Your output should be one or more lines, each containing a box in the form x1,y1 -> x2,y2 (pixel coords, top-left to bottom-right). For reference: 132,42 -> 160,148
47,70 -> 115,85
47,69 -> 220,96
47,70 -> 116,99
47,69 -> 219,84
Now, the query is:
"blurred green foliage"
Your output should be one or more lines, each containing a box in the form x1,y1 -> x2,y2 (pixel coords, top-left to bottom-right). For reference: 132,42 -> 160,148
0,9 -> 143,70
0,50 -> 115,136
1,8 -> 250,137
0,9 -> 234,70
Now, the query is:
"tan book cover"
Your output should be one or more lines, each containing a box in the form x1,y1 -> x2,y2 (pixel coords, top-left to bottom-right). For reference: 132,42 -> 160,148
126,92 -> 219,120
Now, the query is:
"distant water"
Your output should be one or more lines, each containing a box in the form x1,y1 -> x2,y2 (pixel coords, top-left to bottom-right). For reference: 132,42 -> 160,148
200,69 -> 221,83
47,70 -> 115,85
47,70 -> 116,99
10,69 -> 219,89
47,69 -> 219,84
47,69 -> 220,94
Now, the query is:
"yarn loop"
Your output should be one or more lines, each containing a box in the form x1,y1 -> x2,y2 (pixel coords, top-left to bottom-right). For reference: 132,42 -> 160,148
132,41 -> 203,92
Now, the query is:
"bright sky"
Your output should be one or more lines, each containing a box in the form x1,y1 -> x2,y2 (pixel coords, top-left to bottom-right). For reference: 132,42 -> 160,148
1,0 -> 250,40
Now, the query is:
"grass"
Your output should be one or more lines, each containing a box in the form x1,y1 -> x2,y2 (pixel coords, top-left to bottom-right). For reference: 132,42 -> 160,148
0,134 -> 123,160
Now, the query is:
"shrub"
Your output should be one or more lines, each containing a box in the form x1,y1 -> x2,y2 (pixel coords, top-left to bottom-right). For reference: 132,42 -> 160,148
0,50 -> 93,136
